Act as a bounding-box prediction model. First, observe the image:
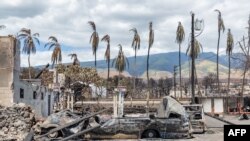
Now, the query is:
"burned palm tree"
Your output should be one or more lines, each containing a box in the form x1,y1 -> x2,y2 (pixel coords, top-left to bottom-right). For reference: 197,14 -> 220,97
45,36 -> 62,67
101,34 -> 111,81
18,28 -> 40,79
88,21 -> 99,68
215,9 -> 225,92
146,22 -> 154,112
187,39 -> 203,59
112,44 -> 129,83
176,22 -> 185,98
187,39 -> 203,84
68,53 -> 80,66
130,27 -> 140,98
226,29 -> 234,93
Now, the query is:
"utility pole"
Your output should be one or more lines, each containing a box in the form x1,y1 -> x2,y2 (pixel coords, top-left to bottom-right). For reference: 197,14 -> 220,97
191,13 -> 195,104
174,65 -> 177,98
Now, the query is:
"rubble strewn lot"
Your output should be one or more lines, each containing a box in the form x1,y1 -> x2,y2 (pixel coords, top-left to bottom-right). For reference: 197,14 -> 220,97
0,104 -> 36,141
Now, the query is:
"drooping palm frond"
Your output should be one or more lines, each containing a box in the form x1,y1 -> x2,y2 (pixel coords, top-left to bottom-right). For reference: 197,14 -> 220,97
23,36 -> 36,54
101,34 -> 110,42
102,34 -> 111,80
51,46 -> 62,67
88,21 -> 96,31
48,36 -> 58,42
101,34 -> 110,62
45,36 -> 62,67
226,29 -> 234,55
68,53 -> 79,65
176,22 -> 185,44
19,28 -> 31,35
215,9 -> 225,32
33,36 -> 40,45
186,39 -> 203,59
130,28 -> 141,51
88,21 -> 99,67
17,28 -> 39,55
149,21 -> 154,49
112,44 -> 129,73
89,32 -> 99,55
33,33 -> 39,37
68,53 -> 77,59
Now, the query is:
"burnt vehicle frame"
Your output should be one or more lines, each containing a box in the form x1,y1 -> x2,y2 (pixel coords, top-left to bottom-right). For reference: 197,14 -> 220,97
87,96 -> 193,139
183,104 -> 206,133
34,109 -> 107,140
35,96 -> 193,140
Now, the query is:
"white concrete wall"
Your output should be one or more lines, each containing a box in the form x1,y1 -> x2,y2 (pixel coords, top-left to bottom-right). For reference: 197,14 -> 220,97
214,98 -> 224,113
89,84 -> 107,98
202,99 -> 212,113
14,80 -> 54,117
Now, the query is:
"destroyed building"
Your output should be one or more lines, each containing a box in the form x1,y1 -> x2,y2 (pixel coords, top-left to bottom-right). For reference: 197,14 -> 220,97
0,36 -> 54,117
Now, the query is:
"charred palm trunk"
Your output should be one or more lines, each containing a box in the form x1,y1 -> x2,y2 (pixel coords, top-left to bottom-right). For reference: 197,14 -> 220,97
217,31 -> 221,94
147,47 -> 150,86
95,53 -> 97,67
108,59 -> 110,81
28,54 -> 31,79
226,53 -> 231,113
132,49 -> 137,105
146,46 -> 150,113
191,13 -> 195,104
107,59 -> 110,98
228,54 -> 231,94
179,43 -> 182,98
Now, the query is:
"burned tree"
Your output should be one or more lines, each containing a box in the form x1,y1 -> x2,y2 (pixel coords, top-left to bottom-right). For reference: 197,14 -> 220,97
158,77 -> 173,97
202,73 -> 217,94
236,15 -> 250,96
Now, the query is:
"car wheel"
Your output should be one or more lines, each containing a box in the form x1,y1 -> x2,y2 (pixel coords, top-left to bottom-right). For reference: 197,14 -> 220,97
143,130 -> 158,138
46,127 -> 60,139
48,131 -> 59,139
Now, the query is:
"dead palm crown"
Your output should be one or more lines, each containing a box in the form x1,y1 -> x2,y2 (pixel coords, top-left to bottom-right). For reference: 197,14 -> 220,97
112,44 -> 129,75
68,53 -> 80,66
226,29 -> 234,92
146,22 -> 154,112
147,22 -> 154,83
186,39 -> 203,59
44,36 -> 62,67
176,21 -> 185,97
18,28 -> 40,79
88,21 -> 99,67
130,28 -> 141,59
215,9 -> 225,33
101,34 -> 111,80
215,9 -> 225,91
226,29 -> 234,55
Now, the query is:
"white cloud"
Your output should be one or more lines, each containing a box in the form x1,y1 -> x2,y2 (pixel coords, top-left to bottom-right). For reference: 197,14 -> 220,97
0,0 -> 249,67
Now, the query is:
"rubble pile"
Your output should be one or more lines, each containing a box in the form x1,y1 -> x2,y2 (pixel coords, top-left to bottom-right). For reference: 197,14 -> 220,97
0,104 -> 36,141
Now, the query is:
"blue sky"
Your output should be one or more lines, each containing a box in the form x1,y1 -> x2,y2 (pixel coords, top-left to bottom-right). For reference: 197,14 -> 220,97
0,0 -> 249,67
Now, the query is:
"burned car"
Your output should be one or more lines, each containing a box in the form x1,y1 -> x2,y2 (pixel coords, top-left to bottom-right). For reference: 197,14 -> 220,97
34,109 -> 106,140
183,104 -> 206,133
35,97 -> 192,140
87,96 -> 193,139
